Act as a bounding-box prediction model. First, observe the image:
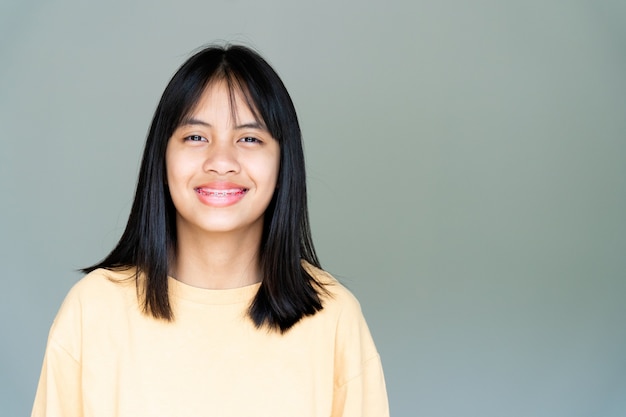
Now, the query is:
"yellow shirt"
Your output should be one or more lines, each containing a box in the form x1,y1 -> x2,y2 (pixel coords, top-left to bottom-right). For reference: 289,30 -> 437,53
32,263 -> 389,416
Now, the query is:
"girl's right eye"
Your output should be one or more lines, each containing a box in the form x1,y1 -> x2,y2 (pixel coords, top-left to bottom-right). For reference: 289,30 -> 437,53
184,135 -> 207,142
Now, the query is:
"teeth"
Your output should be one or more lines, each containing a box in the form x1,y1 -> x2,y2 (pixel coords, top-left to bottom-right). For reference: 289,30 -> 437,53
197,188 -> 246,197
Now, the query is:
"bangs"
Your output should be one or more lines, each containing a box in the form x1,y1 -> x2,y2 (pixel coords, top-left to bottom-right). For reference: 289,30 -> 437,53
164,44 -> 290,145
223,73 -> 268,130
177,69 -> 269,134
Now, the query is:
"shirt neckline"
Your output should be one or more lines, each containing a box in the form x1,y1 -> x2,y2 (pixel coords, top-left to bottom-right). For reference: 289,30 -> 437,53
168,277 -> 262,305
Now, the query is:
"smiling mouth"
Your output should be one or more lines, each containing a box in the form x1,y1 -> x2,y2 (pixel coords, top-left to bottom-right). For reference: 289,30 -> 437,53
194,188 -> 248,197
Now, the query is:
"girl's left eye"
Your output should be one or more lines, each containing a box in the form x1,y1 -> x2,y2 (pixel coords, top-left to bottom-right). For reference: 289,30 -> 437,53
185,135 -> 206,142
239,136 -> 261,144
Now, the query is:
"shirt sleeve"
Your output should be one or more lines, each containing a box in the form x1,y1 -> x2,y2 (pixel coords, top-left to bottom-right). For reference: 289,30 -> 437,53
332,354 -> 389,417
331,293 -> 390,417
31,340 -> 83,417
32,284 -> 84,417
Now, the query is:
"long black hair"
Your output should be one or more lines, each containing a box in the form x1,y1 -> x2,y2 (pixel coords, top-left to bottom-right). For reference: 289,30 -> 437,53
83,44 -> 324,332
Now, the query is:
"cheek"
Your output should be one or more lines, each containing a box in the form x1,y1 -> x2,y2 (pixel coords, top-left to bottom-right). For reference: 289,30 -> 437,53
164,151 -> 188,196
272,162 -> 280,189
246,151 -> 280,187
164,161 -> 176,191
264,157 -> 281,191
165,144 -> 191,180
268,148 -> 281,187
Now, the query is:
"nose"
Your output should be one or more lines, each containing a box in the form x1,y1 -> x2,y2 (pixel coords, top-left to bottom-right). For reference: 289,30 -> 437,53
202,141 -> 240,175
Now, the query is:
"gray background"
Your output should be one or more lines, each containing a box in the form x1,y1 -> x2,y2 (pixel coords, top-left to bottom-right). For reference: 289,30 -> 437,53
1,0 -> 625,416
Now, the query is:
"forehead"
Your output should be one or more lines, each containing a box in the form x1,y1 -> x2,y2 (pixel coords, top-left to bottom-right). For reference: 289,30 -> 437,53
184,79 -> 265,127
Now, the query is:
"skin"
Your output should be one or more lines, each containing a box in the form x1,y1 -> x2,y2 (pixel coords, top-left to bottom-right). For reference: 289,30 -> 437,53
165,81 -> 280,289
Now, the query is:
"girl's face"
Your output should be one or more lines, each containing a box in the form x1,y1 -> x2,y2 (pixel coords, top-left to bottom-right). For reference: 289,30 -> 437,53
165,81 -> 280,239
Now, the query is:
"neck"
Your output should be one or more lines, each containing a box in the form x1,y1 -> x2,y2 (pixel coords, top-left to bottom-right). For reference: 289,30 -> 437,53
171,224 -> 264,290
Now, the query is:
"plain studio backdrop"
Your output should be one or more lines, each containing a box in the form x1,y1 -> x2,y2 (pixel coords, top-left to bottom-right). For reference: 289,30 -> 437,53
1,1 -> 625,416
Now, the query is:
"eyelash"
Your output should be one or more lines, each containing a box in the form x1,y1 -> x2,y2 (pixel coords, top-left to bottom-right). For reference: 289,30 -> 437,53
238,136 -> 262,144
182,135 -> 263,144
184,135 -> 207,142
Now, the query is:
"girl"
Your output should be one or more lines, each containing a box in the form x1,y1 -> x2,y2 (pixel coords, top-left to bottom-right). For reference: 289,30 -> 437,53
32,44 -> 388,417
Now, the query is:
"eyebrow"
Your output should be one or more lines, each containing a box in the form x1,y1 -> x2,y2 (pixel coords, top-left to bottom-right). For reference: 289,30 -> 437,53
180,117 -> 266,131
180,117 -> 212,128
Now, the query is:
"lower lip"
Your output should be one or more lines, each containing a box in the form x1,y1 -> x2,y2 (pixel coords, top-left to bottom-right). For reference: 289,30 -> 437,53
195,188 -> 248,207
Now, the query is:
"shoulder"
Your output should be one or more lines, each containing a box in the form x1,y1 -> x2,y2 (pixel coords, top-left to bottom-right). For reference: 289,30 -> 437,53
73,267 -> 137,288
301,261 -> 383,388
301,260 -> 353,299
301,260 -> 363,316
52,268 -> 139,328
65,267 -> 137,304
46,268 -> 138,357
